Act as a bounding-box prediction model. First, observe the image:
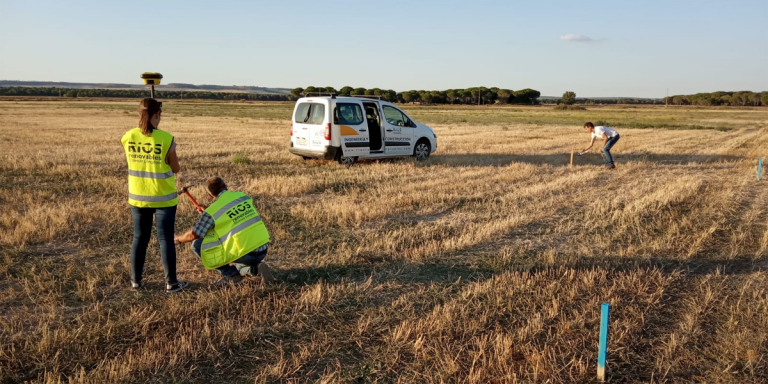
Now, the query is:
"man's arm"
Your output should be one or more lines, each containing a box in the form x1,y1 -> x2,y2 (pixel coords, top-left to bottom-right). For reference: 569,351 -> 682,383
174,212 -> 213,245
168,148 -> 181,174
174,229 -> 199,245
602,133 -> 610,147
582,137 -> 596,154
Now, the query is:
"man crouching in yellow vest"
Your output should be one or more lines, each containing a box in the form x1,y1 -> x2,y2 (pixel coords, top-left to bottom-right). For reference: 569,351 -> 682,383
174,177 -> 275,286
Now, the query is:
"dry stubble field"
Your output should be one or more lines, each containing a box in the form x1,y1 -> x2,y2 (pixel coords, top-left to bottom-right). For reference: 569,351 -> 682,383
1,100 -> 767,383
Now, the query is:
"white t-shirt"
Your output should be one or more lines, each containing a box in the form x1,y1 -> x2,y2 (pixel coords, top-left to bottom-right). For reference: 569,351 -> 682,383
593,126 -> 618,139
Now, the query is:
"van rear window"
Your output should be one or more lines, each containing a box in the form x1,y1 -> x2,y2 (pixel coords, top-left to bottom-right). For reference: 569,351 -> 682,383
334,103 -> 364,125
294,103 -> 325,125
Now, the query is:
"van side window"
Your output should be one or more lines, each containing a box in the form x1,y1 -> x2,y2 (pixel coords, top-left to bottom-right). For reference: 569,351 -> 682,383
294,103 -> 325,125
383,105 -> 411,127
334,103 -> 364,125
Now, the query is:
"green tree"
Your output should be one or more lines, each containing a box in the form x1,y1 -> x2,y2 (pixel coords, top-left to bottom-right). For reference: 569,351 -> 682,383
446,90 -> 457,104
420,91 -> 432,103
324,87 -> 338,94
304,86 -> 318,94
496,89 -> 512,104
513,88 -> 541,104
338,86 -> 353,96
461,89 -> 472,104
562,91 -> 576,105
761,92 -> 768,106
431,91 -> 444,103
352,87 -> 366,96
382,89 -> 397,102
290,87 -> 304,99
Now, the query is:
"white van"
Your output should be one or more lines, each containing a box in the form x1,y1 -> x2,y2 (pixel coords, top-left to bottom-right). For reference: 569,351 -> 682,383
288,95 -> 437,165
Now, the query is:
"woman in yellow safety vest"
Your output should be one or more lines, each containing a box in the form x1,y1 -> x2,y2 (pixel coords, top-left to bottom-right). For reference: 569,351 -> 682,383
121,98 -> 187,293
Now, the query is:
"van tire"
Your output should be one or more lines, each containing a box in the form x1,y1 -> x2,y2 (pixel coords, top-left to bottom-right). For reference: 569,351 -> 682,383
301,156 -> 313,160
336,153 -> 357,167
413,139 -> 431,161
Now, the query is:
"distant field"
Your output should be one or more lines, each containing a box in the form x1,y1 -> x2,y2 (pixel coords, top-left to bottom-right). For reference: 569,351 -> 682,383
1,101 -> 767,383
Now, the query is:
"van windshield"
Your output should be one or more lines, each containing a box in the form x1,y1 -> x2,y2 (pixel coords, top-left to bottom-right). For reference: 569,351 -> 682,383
294,103 -> 325,125
334,103 -> 364,125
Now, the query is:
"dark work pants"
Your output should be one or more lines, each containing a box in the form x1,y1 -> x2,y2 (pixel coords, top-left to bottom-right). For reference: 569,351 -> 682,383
602,134 -> 620,165
191,238 -> 267,277
130,206 -> 178,285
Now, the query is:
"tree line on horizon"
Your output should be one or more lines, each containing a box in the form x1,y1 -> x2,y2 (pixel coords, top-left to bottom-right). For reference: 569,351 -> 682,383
292,86 -> 542,105
2,86 -> 766,107
0,87 -> 290,101
663,91 -> 768,106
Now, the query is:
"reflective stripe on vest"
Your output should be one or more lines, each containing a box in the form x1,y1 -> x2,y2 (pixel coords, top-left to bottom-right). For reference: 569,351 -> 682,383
200,191 -> 270,270
128,191 -> 178,202
211,195 -> 250,219
201,215 -> 262,250
128,170 -> 175,179
121,128 -> 178,208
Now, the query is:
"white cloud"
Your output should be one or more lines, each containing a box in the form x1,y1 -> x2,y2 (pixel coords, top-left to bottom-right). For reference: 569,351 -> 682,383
560,34 -> 593,42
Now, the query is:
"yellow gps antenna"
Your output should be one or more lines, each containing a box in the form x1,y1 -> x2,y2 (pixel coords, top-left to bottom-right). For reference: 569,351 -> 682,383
140,72 -> 163,98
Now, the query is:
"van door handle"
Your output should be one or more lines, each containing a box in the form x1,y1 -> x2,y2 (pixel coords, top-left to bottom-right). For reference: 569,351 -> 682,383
386,129 -> 393,132
359,129 -> 367,132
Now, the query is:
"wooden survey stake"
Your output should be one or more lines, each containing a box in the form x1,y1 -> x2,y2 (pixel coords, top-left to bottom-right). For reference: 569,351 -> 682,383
570,148 -> 574,168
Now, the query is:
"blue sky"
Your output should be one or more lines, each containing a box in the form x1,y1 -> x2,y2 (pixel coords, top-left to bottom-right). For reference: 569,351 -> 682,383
1,0 -> 766,97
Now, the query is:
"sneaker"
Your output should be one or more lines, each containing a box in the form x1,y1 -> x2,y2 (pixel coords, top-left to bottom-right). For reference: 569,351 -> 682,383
166,280 -> 189,293
213,274 -> 244,287
132,281 -> 145,289
606,163 -> 616,170
257,263 -> 275,285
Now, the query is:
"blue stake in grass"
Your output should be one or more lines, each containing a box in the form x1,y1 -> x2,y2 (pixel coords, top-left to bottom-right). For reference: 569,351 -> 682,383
597,302 -> 610,382
759,158 -> 763,181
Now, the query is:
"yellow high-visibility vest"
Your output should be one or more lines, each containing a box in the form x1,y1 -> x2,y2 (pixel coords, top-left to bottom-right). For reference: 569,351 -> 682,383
121,128 -> 178,208
200,191 -> 270,269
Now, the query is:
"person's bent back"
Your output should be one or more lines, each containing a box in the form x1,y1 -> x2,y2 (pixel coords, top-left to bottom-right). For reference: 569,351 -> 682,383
175,177 -> 275,286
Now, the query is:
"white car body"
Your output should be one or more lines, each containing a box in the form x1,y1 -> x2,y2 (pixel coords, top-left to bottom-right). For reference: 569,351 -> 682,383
288,96 -> 437,163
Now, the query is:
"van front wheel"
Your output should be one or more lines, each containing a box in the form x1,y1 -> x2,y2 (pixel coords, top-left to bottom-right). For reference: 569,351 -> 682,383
413,140 -> 431,161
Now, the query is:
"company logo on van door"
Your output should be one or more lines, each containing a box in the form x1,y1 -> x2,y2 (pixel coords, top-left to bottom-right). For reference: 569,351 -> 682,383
343,137 -> 368,142
385,137 -> 410,142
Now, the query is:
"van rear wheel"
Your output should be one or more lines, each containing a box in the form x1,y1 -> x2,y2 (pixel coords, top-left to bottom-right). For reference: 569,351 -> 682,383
413,140 -> 431,161
336,154 -> 357,166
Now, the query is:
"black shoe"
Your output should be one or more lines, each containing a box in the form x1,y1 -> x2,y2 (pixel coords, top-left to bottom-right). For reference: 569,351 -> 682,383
606,163 -> 616,169
132,281 -> 145,290
166,280 -> 189,293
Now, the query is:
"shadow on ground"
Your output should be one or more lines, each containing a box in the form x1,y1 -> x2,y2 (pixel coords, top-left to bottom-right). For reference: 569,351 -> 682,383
275,254 -> 765,288
417,153 -> 743,167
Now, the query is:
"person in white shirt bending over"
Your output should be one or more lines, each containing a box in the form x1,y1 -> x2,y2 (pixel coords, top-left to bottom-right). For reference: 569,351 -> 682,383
580,122 -> 620,169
